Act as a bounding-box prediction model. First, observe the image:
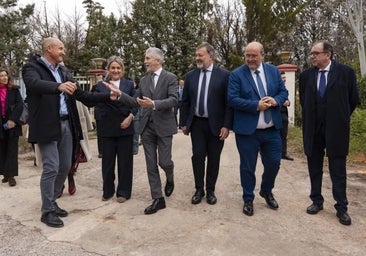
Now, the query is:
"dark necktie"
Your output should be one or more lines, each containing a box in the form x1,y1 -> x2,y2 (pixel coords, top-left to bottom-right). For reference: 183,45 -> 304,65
150,73 -> 156,94
198,69 -> 207,116
255,70 -> 271,123
318,70 -> 326,98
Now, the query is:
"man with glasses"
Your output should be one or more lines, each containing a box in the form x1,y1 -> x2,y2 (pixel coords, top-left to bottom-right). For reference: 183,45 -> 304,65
299,40 -> 359,225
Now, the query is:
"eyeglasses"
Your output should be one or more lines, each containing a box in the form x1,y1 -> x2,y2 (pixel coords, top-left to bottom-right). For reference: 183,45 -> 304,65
310,51 -> 328,57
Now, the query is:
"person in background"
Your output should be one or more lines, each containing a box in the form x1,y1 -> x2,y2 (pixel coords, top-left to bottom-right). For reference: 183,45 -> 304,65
93,74 -> 105,158
92,56 -> 137,203
22,37 -> 118,228
179,42 -> 232,205
174,79 -> 184,126
279,71 -> 294,161
58,101 -> 94,197
0,67 -> 24,187
132,78 -> 141,155
228,41 -> 288,217
299,40 -> 359,225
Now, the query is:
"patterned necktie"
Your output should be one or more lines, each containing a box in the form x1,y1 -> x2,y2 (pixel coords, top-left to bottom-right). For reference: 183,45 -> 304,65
198,69 -> 207,116
318,70 -> 327,98
255,70 -> 271,123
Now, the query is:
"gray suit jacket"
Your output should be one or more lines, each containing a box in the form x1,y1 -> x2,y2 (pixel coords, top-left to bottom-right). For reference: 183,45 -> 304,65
119,69 -> 178,137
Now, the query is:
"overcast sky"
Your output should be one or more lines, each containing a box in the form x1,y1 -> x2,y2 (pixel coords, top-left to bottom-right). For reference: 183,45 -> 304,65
18,0 -> 131,19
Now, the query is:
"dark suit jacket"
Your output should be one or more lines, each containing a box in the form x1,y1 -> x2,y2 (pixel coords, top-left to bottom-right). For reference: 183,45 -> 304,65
179,65 -> 233,135
299,60 -> 359,157
91,79 -> 137,137
137,69 -> 178,137
0,86 -> 23,138
22,55 -> 110,143
227,62 -> 288,135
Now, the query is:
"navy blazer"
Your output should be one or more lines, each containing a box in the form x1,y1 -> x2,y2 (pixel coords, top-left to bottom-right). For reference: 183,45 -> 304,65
228,62 -> 288,135
180,65 -> 233,136
91,78 -> 137,137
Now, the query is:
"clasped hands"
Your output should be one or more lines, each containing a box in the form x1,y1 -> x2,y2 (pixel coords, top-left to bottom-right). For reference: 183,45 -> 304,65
103,81 -> 154,108
258,96 -> 277,111
57,81 -> 120,101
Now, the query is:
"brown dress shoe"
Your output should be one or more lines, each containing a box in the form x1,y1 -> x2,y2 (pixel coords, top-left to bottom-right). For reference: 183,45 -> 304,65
2,176 -> 9,183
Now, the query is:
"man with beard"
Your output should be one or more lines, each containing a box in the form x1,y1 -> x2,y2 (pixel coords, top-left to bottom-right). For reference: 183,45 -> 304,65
179,42 -> 233,205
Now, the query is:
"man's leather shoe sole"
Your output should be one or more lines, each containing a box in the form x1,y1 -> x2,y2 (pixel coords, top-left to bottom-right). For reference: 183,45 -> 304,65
144,198 -> 166,215
336,211 -> 351,225
206,192 -> 217,205
164,181 -> 174,197
259,191 -> 279,209
41,212 -> 64,228
306,203 -> 324,214
243,202 -> 254,216
191,190 -> 205,204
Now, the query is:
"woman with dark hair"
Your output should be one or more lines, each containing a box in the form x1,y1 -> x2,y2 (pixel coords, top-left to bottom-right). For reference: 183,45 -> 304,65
92,56 -> 137,203
0,68 -> 24,187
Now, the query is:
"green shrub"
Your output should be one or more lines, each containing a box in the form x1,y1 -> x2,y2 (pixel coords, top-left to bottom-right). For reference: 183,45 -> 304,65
349,108 -> 366,161
358,75 -> 366,109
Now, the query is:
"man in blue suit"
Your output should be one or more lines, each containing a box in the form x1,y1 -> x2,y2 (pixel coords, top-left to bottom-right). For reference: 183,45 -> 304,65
180,42 -> 233,205
228,41 -> 288,216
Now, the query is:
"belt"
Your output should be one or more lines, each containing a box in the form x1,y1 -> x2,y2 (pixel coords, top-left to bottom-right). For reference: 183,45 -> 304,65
60,115 -> 69,121
194,115 -> 208,120
256,126 -> 275,131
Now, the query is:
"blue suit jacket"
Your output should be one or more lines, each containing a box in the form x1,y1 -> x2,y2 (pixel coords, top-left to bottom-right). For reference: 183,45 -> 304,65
228,62 -> 288,135
180,65 -> 233,136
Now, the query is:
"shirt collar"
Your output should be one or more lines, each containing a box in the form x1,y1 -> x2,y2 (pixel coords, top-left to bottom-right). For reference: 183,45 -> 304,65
41,56 -> 60,71
320,61 -> 332,72
251,63 -> 264,75
153,67 -> 163,76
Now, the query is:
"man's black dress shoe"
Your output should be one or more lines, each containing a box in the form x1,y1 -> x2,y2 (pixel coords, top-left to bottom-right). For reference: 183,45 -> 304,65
336,211 -> 352,225
144,197 -> 166,215
306,203 -> 323,214
54,202 -> 68,217
41,211 -> 64,228
164,181 -> 174,197
206,191 -> 217,205
191,190 -> 205,204
282,154 -> 294,161
243,201 -> 254,216
259,191 -> 279,209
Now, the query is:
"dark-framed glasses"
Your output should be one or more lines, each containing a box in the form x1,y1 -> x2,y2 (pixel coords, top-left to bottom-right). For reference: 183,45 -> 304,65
310,51 -> 328,57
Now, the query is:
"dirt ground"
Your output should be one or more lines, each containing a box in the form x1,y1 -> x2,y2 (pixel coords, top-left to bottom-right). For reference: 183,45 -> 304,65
1,131 -> 366,256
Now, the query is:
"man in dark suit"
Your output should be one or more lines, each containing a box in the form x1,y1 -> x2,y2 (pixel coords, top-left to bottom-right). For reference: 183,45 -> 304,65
279,71 -> 293,161
228,41 -> 288,216
136,47 -> 178,214
180,42 -> 232,205
22,37 -> 116,228
299,40 -> 359,225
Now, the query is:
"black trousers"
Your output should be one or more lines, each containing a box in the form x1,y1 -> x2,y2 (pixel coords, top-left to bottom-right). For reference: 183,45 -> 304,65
0,132 -> 19,177
307,129 -> 348,213
190,117 -> 224,192
101,135 -> 134,199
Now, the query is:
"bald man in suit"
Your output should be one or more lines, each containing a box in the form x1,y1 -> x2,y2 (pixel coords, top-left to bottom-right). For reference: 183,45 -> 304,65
228,41 -> 288,216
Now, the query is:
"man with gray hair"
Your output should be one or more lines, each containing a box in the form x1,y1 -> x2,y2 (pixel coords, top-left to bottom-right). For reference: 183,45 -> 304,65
137,47 -> 178,214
